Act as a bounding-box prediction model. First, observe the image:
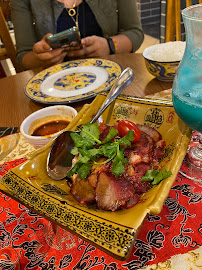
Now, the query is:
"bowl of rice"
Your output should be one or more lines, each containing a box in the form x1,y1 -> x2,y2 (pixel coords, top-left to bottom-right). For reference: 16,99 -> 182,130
142,41 -> 186,82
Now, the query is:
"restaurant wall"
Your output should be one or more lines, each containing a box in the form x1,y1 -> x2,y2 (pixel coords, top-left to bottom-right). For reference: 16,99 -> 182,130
137,0 -> 161,40
137,0 -> 200,42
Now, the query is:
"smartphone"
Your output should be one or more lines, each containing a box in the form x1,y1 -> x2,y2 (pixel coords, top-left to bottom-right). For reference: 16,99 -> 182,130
45,26 -> 82,51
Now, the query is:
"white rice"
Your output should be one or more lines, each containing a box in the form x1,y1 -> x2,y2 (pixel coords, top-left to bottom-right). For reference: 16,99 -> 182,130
143,41 -> 186,62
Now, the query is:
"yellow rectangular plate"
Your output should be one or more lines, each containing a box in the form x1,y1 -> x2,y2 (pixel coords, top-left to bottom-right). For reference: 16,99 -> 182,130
0,93 -> 191,261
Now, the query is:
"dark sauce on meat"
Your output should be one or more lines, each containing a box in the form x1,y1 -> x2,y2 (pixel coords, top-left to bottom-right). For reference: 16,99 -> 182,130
31,120 -> 70,136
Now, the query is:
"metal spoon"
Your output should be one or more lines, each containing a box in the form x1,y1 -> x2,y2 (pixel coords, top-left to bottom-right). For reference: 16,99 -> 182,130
47,67 -> 134,180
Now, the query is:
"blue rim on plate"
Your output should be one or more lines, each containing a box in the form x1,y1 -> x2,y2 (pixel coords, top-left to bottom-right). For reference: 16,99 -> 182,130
24,58 -> 122,104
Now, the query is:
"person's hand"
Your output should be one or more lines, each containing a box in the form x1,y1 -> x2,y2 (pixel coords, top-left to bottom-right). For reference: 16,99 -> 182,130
67,35 -> 110,59
32,34 -> 67,68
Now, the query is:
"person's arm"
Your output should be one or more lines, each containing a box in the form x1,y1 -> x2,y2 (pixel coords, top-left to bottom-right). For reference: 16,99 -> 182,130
110,34 -> 132,54
22,35 -> 67,70
117,0 -> 144,53
11,0 -> 38,68
67,0 -> 143,59
11,0 -> 66,70
67,34 -> 132,60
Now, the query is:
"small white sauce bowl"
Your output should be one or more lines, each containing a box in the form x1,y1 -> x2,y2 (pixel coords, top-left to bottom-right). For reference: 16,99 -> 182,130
20,105 -> 77,148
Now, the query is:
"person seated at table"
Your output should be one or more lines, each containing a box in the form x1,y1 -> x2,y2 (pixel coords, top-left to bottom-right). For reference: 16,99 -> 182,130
10,0 -> 144,70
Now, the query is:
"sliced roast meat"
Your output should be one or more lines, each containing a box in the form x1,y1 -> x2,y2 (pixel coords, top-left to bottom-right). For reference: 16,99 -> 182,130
125,132 -> 154,166
69,122 -> 166,211
131,132 -> 154,155
70,174 -> 96,205
127,152 -> 143,165
156,139 -> 166,149
95,172 -> 138,211
99,124 -> 111,141
88,158 -> 108,188
137,124 -> 162,142
127,163 -> 151,194
123,193 -> 139,209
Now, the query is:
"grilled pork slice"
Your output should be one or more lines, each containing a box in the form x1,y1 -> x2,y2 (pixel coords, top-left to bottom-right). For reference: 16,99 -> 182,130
152,140 -> 166,165
137,124 -> 162,142
99,124 -> 111,141
134,132 -> 155,154
127,164 -> 151,194
88,158 -> 108,188
95,172 -> 139,211
70,174 -> 96,205
125,128 -> 165,168
125,132 -> 155,166
69,123 -> 166,211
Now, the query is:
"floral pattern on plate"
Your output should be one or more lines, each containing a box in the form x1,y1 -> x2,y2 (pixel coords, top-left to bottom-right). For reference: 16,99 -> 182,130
54,72 -> 96,91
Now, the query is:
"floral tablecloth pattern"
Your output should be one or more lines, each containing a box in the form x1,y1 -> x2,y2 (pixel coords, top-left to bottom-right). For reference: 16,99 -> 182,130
0,129 -> 201,270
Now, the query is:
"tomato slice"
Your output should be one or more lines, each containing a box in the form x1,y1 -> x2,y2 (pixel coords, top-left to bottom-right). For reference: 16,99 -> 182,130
117,120 -> 141,143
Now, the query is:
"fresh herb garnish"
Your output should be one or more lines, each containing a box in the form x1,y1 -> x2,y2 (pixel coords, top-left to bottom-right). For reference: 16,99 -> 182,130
141,167 -> 172,185
67,122 -> 172,184
66,123 -> 134,179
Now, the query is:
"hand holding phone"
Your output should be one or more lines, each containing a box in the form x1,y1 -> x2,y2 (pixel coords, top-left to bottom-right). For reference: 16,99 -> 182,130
45,27 -> 82,51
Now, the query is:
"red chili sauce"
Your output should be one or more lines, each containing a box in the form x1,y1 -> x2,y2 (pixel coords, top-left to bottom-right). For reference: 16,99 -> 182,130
31,120 -> 70,136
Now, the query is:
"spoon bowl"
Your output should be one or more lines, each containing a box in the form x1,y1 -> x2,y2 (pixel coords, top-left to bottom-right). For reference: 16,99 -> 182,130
47,67 -> 134,180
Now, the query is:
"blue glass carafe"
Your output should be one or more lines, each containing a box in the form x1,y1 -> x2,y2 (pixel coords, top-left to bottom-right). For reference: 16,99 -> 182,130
172,4 -> 202,132
172,4 -> 202,179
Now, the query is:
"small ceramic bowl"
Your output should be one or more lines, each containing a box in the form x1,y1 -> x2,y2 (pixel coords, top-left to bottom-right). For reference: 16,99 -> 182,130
142,41 -> 186,82
20,105 -> 77,148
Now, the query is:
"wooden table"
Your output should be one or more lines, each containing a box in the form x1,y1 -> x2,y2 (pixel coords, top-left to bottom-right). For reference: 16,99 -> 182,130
0,53 -> 172,127
1,53 -> 201,270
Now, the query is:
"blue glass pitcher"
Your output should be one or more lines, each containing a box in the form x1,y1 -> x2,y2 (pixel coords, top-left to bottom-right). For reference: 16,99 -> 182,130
172,4 -> 202,178
172,4 -> 202,133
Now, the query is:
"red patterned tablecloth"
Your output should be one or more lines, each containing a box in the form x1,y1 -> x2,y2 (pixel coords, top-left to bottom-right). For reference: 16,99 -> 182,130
0,155 -> 201,270
0,126 -> 201,269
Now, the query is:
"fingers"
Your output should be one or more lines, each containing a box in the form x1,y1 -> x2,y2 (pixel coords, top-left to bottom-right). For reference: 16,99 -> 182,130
32,34 -> 108,68
68,36 -> 109,59
33,33 -> 52,54
81,36 -> 95,47
33,33 -> 64,59
67,46 -> 94,59
42,51 -> 67,68
67,36 -> 97,58
32,33 -> 67,68
34,47 -> 64,61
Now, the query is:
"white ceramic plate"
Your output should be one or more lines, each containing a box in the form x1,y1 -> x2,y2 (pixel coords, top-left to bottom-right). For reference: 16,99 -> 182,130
25,58 -> 122,104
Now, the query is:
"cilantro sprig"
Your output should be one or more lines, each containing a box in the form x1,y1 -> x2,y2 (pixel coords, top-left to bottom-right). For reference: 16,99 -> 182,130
66,122 -> 172,184
67,122 -> 134,179
141,167 -> 172,185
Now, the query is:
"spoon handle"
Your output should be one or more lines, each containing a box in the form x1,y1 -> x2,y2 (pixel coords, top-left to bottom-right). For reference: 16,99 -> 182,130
90,67 -> 134,124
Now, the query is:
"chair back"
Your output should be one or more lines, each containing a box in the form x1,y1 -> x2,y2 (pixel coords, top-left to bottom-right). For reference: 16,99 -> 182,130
165,0 -> 202,42
0,61 -> 6,78
0,6 -> 21,73
0,0 -> 11,21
